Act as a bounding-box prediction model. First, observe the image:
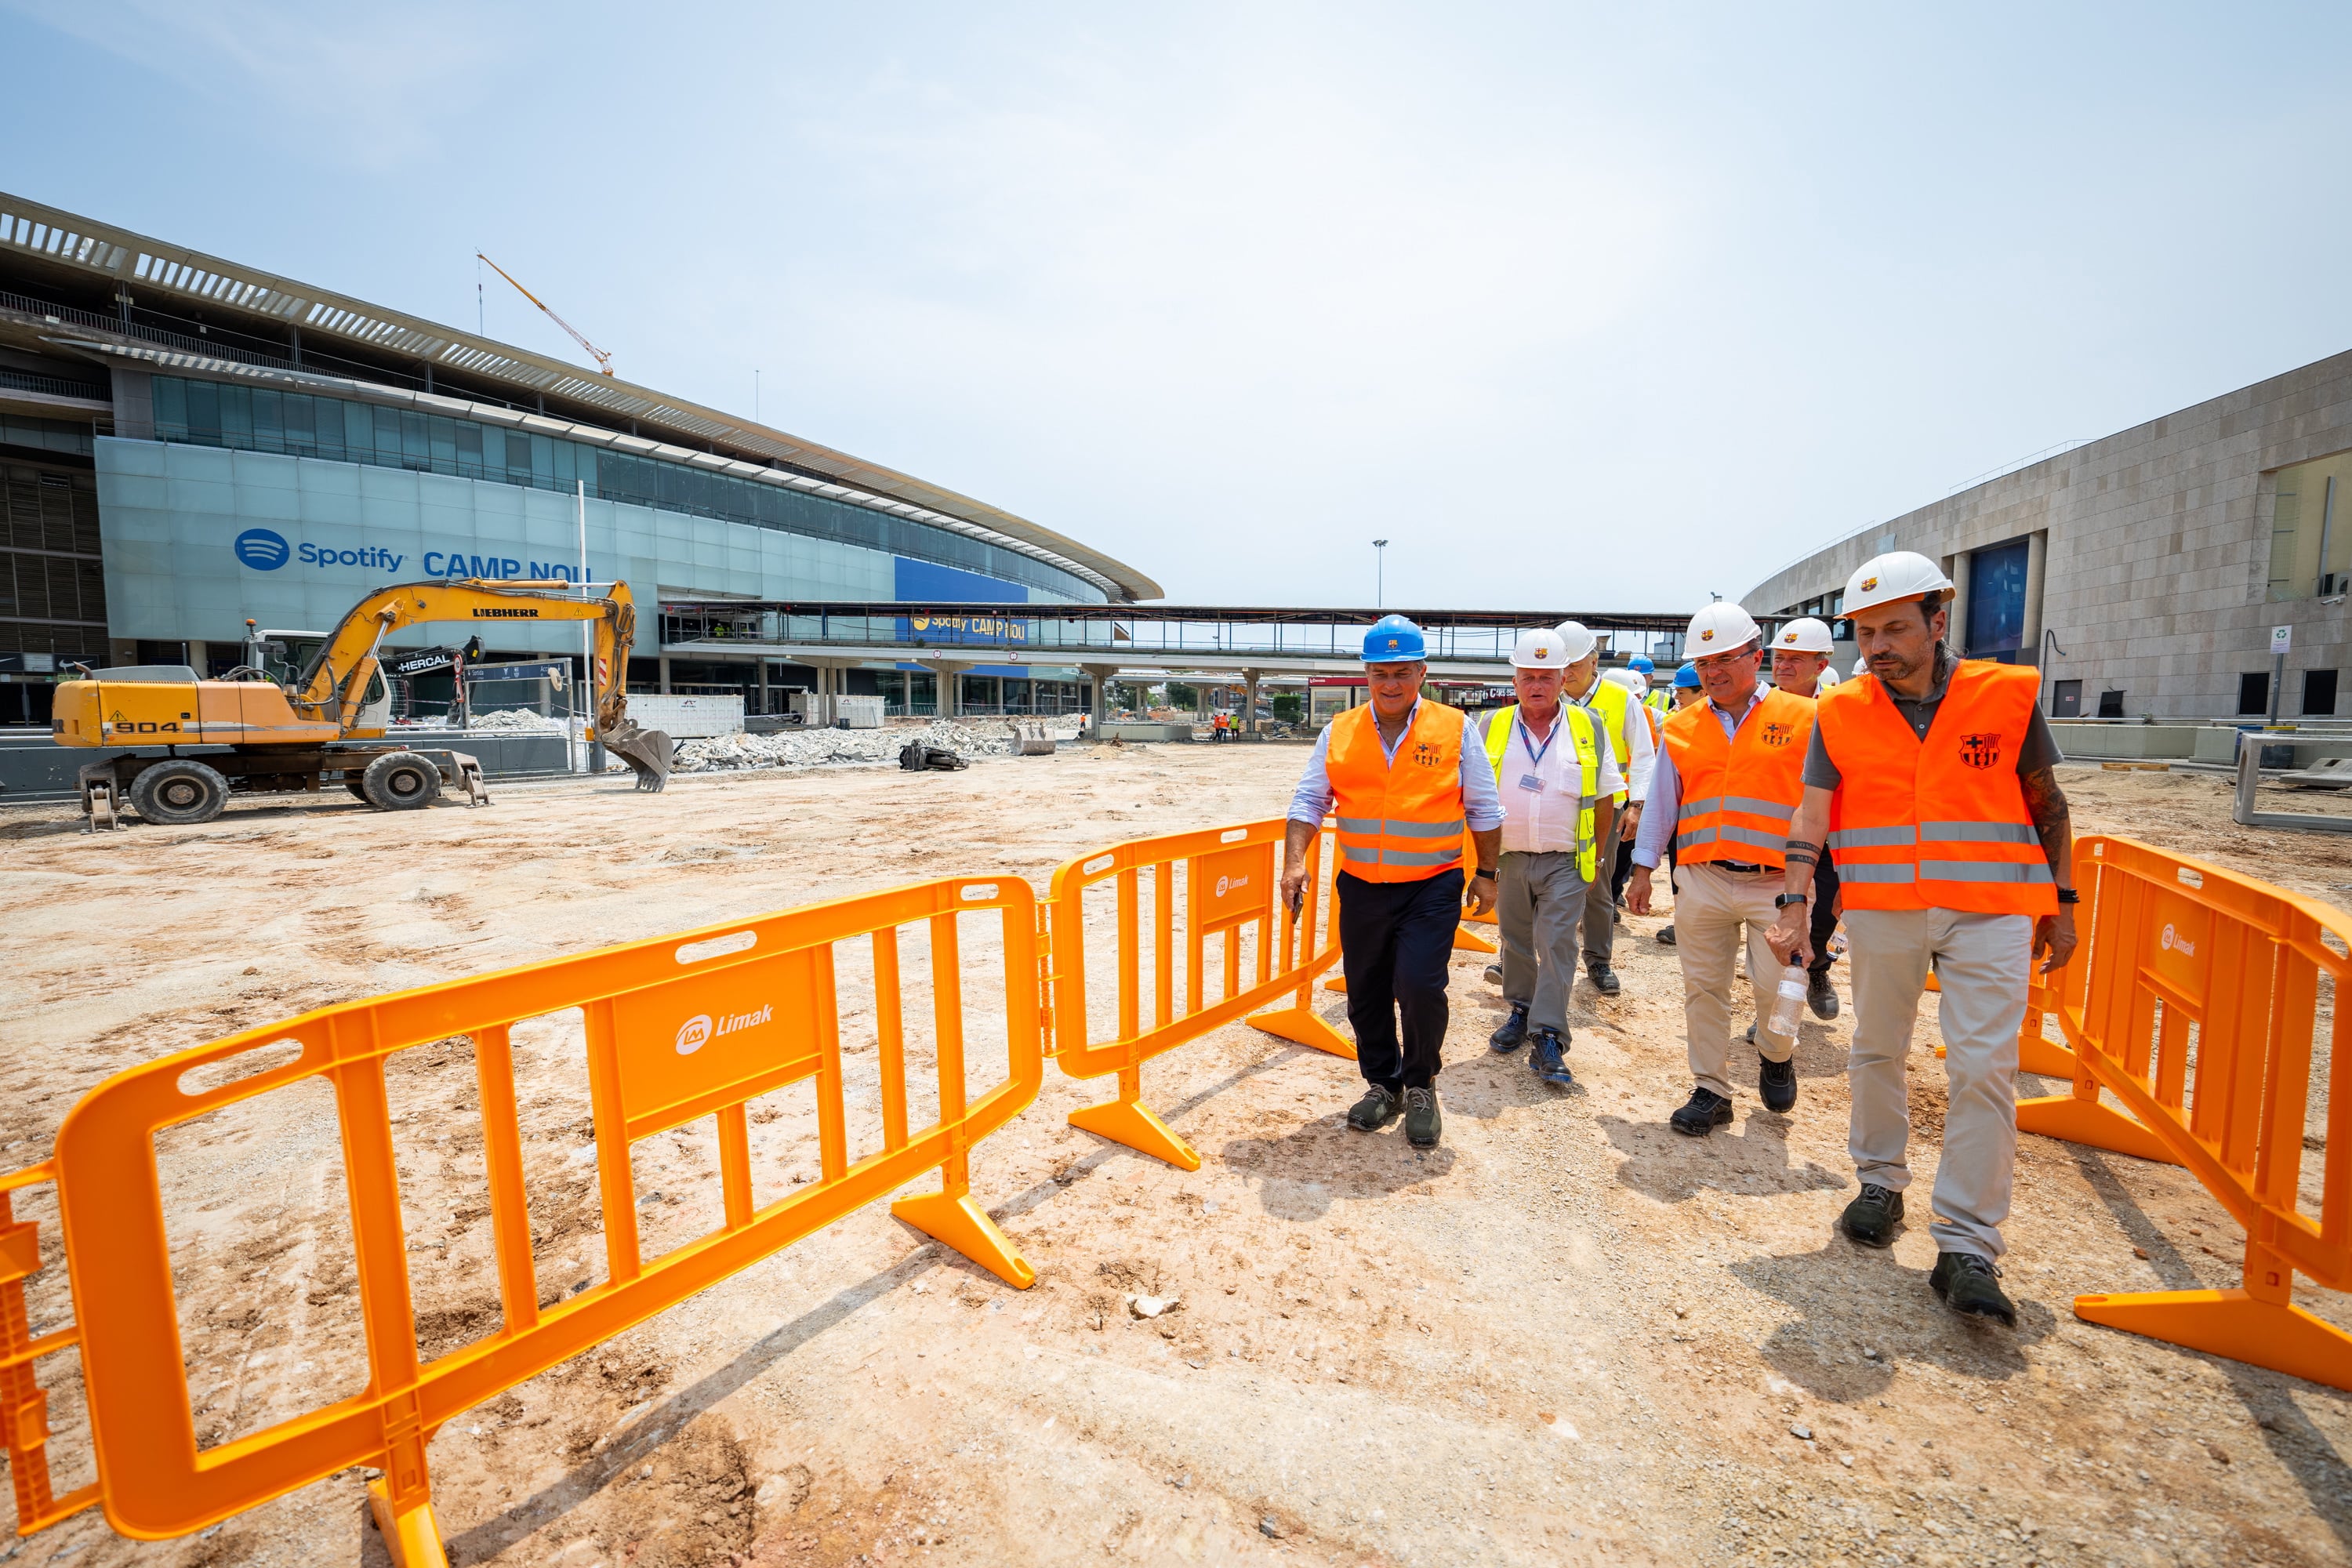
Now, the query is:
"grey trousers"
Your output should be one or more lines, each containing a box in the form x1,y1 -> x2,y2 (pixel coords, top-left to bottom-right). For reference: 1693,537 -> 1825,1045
1581,811 -> 1620,968
1846,909 -> 2033,1261
1498,849 -> 1592,1033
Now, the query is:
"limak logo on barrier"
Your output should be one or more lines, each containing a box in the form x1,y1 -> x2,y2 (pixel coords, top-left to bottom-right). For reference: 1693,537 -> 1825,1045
675,1005 -> 773,1055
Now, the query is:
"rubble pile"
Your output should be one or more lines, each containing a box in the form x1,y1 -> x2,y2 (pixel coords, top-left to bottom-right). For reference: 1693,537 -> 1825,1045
667,719 -> 1078,775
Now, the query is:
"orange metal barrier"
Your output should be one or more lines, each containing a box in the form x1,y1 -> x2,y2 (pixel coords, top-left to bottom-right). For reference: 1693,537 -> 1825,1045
1047,818 -> 1352,1169
2016,835 -> 2352,1390
0,877 -> 1042,1563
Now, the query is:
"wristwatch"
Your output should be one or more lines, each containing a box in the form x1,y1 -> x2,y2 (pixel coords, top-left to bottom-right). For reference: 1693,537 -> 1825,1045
1473,866 -> 1498,880
2056,887 -> 2081,905
1774,893 -> 1809,909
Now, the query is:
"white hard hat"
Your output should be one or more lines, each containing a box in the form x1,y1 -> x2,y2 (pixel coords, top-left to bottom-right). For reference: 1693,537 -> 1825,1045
1510,627 -> 1570,669
1773,616 -> 1835,654
1817,666 -> 1842,689
1550,620 -> 1599,662
1686,602 -> 1761,654
1852,657 -> 1868,679
1843,550 -> 1954,618
1602,667 -> 1647,693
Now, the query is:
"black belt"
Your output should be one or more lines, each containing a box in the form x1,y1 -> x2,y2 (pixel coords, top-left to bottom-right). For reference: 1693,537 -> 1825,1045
1712,861 -> 1769,875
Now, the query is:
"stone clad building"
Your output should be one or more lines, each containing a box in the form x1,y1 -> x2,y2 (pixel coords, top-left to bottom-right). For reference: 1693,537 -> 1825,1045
1747,350 -> 2352,722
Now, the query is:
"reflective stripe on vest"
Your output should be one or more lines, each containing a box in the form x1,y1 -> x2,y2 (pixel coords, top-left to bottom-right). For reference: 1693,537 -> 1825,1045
1480,702 -> 1602,882
1325,699 -> 1471,883
1660,686 -> 1815,872
1814,662 -> 2058,916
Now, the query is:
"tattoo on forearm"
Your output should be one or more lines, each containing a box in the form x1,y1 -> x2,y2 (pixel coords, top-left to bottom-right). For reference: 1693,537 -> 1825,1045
1784,846 -> 1818,868
2021,766 -> 2073,876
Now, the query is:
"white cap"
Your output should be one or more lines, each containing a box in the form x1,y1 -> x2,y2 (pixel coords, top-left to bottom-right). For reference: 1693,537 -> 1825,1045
1602,667 -> 1647,693
1550,620 -> 1599,662
1817,666 -> 1842,689
1843,550 -> 1954,617
1773,616 -> 1835,653
1510,627 -> 1571,669
1686,602 -> 1761,654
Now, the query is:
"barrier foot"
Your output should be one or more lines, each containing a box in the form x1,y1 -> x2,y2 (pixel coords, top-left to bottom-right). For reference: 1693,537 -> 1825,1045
2073,1290 -> 2352,1392
368,1478 -> 448,1568
1323,974 -> 1347,993
891,1191 -> 1036,1290
1452,924 -> 1498,954
2016,1092 -> 2181,1165
1249,1003 -> 1358,1060
1069,1097 -> 1203,1171
2018,1035 -> 2076,1079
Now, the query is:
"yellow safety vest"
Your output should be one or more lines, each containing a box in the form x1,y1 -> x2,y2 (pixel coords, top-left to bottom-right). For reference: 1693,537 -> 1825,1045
1481,703 -> 1602,881
1570,677 -> 1635,808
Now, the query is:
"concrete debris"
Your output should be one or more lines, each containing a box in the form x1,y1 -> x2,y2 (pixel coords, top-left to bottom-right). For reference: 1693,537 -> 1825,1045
1128,1293 -> 1178,1319
670,720 -> 1077,775
467,708 -> 573,734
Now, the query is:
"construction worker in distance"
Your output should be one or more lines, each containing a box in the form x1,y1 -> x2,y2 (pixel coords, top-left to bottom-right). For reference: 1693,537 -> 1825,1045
1767,552 -> 2074,1327
1479,629 -> 1620,1087
1766,616 -> 1844,1023
1628,602 -> 1818,1136
1554,622 -> 1652,1000
1283,615 -> 1504,1149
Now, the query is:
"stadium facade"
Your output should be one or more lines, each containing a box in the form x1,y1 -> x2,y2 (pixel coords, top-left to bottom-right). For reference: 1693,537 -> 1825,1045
1748,350 -> 2352,723
0,191 -> 1159,724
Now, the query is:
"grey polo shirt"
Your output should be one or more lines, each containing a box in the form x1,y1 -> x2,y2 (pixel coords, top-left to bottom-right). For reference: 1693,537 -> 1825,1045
1804,651 -> 2062,788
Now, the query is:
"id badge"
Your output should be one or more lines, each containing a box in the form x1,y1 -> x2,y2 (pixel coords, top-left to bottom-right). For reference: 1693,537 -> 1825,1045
1518,773 -> 1544,792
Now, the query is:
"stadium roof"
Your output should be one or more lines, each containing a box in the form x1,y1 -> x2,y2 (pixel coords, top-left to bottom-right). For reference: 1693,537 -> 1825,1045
0,190 -> 1161,602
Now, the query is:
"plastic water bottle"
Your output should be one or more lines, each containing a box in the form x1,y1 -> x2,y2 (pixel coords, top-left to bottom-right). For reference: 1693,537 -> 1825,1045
1768,963 -> 1808,1039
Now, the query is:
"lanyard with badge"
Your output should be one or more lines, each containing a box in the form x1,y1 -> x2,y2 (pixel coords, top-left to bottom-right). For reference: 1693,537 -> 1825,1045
1515,714 -> 1556,793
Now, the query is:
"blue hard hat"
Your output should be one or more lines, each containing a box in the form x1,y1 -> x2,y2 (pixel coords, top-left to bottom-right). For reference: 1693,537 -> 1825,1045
1673,662 -> 1701,689
1362,614 -> 1427,663
1628,655 -> 1656,673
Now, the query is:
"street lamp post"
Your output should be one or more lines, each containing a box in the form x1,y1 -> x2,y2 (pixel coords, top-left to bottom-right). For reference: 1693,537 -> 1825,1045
1374,539 -> 1389,608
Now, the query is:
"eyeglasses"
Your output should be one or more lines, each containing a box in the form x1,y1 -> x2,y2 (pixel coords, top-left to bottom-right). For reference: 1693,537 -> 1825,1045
1693,645 -> 1759,673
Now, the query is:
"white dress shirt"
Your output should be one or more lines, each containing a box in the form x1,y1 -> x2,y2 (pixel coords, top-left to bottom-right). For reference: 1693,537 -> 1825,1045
1483,706 -> 1624,855
1567,680 -> 1654,803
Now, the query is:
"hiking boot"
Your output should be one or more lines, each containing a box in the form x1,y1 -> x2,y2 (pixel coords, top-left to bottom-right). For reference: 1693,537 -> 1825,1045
1669,1086 -> 1733,1136
1758,1051 -> 1798,1113
1931,1251 -> 2018,1327
1808,971 -> 1840,1020
1346,1084 -> 1402,1132
1655,924 -> 1676,946
1403,1086 -> 1443,1148
1483,964 -> 1503,985
1587,962 -> 1621,997
1490,1004 -> 1530,1053
1530,1028 -> 1574,1087
1839,1183 -> 1904,1247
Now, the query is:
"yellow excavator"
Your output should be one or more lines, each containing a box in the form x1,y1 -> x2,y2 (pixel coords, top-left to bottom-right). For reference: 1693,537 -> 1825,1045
53,579 -> 672,829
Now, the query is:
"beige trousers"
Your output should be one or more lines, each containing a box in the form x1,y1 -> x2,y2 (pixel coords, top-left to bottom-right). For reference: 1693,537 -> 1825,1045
1845,908 -> 2032,1260
1672,862 -> 1795,1098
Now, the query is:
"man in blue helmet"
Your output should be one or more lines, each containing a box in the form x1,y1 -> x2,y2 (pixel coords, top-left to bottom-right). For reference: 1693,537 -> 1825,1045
1283,615 -> 1504,1149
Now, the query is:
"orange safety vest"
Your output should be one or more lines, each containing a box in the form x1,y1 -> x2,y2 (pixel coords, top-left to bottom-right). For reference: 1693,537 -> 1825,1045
1327,699 -> 1470,881
1661,687 -> 1815,869
1816,662 -> 2056,915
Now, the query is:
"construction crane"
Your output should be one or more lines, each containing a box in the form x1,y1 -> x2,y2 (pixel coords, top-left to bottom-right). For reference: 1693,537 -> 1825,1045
477,251 -> 617,376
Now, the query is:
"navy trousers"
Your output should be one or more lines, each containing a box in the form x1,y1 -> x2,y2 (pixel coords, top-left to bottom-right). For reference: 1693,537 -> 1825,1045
1337,867 -> 1463,1091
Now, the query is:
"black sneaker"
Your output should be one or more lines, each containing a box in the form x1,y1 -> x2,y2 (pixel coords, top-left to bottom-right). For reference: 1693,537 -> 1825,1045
1587,963 -> 1621,997
1744,1021 -> 1756,1045
1808,971 -> 1840,1020
1483,964 -> 1502,985
1669,1086 -> 1733,1136
1930,1251 -> 2017,1327
1490,1004 -> 1530,1053
1530,1029 -> 1573,1087
1656,925 -> 1676,946
1758,1052 -> 1797,1113
1404,1086 -> 1443,1148
1839,1183 -> 1904,1247
1613,903 -> 1624,925
1347,1085 -> 1402,1131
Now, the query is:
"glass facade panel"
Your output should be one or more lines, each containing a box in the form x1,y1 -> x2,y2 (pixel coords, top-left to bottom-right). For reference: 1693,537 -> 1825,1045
2269,452 -> 2352,601
1965,538 -> 2030,657
144,375 -> 1101,601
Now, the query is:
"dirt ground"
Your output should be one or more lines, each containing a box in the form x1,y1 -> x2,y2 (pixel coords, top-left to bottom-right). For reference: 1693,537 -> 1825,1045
4,749 -> 2352,1567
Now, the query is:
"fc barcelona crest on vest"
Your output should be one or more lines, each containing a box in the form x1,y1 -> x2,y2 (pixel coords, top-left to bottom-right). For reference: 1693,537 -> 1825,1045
1413,740 -> 1444,768
1761,720 -> 1795,749
1958,731 -> 2002,770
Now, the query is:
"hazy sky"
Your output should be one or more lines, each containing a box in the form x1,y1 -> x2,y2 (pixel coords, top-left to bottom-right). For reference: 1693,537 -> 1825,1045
5,3 -> 2348,610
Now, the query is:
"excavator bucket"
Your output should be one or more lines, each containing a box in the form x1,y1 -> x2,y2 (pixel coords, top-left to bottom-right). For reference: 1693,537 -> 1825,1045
601,720 -> 673,792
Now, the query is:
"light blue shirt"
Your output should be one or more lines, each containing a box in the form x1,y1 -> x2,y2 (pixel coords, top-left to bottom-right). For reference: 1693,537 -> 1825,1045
1287,699 -> 1505,833
1632,685 -> 1771,870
